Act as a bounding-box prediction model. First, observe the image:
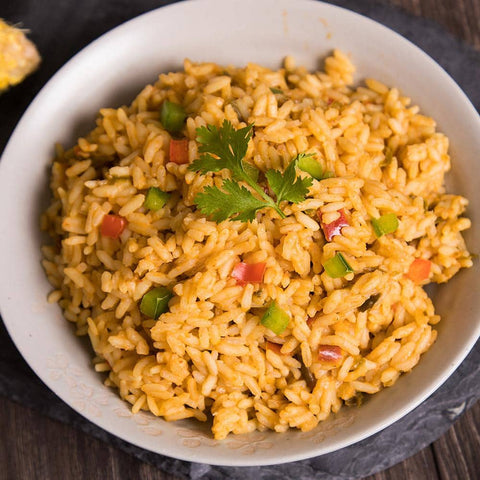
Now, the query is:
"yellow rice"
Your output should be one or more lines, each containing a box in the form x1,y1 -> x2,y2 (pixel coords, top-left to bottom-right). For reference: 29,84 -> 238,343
41,50 -> 473,439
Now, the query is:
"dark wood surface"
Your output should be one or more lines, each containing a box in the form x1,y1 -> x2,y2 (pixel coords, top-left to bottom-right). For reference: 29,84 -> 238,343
1,0 -> 479,479
1,396 -> 479,479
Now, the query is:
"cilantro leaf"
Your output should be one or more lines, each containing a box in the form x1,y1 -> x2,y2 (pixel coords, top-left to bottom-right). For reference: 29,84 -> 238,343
189,120 -> 253,180
265,156 -> 313,204
189,120 -> 313,223
242,160 -> 260,182
194,179 -> 266,222
188,153 -> 224,174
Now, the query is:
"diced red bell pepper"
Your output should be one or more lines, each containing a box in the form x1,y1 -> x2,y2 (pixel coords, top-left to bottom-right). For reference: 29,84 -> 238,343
101,214 -> 127,239
318,345 -> 343,363
406,258 -> 431,284
265,341 -> 283,355
318,209 -> 349,242
169,138 -> 189,164
231,262 -> 266,285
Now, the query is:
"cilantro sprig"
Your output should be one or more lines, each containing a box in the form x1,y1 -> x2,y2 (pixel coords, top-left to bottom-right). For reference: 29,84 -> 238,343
189,120 -> 313,222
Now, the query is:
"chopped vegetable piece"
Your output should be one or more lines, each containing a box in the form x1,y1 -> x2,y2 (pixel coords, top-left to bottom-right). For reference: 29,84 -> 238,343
144,187 -> 170,211
323,252 -> 353,278
371,213 -> 399,237
261,301 -> 290,335
319,208 -> 349,241
297,153 -> 333,180
140,287 -> 172,319
406,258 -> 431,283
270,87 -> 283,94
297,153 -> 324,179
231,262 -> 266,285
318,345 -> 343,363
358,293 -> 381,312
300,359 -> 316,390
265,341 -> 283,355
100,214 -> 127,239
160,100 -> 187,133
169,138 -> 189,164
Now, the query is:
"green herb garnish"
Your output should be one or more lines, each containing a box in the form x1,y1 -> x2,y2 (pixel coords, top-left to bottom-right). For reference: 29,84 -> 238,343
270,87 -> 284,94
189,120 -> 313,222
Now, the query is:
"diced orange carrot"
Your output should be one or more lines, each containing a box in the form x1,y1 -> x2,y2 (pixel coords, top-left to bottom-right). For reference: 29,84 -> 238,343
406,258 -> 431,284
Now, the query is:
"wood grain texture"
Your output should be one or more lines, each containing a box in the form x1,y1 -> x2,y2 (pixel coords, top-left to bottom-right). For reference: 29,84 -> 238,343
385,0 -> 480,50
368,447 -> 439,480
0,397 -> 180,480
0,1 -> 479,480
432,404 -> 480,480
1,397 -> 479,480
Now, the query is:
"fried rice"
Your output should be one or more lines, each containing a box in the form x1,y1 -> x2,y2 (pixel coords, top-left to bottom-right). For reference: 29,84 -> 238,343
41,50 -> 472,439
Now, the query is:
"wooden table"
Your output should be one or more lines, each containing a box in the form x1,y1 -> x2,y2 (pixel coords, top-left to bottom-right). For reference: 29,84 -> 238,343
1,0 -> 479,478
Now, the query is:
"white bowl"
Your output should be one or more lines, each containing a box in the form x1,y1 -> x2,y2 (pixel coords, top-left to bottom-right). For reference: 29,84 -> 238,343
0,0 -> 479,466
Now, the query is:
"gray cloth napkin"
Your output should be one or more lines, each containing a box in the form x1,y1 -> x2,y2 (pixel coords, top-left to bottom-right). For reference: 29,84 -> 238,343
0,1 -> 479,478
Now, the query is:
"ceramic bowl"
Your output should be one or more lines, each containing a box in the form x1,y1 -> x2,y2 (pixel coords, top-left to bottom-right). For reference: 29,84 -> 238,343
0,0 -> 479,466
